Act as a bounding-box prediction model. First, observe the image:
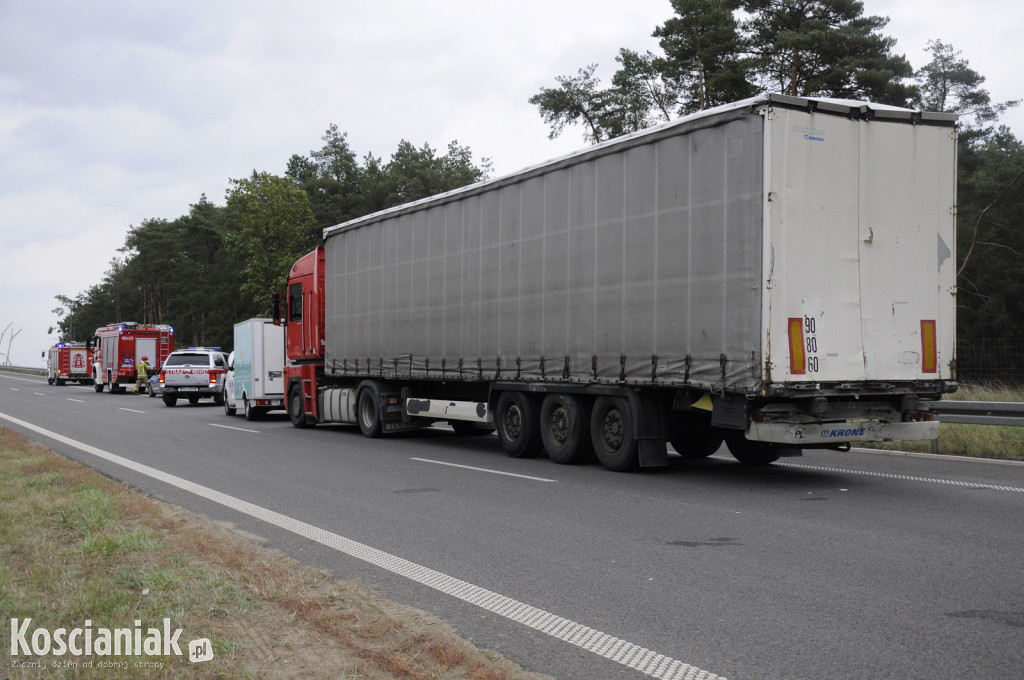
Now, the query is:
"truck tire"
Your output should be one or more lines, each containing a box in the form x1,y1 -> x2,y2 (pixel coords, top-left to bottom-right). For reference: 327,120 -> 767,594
724,434 -> 781,466
495,391 -> 542,458
163,395 -> 177,407
94,375 -> 104,393
224,396 -> 236,416
288,384 -> 312,428
47,376 -> 54,385
668,415 -> 723,459
590,396 -> 639,471
540,393 -> 592,464
244,398 -> 260,421
357,386 -> 382,438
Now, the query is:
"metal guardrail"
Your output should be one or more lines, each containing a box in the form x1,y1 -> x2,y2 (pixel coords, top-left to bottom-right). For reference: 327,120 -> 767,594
923,400 -> 1024,427
0,366 -> 46,376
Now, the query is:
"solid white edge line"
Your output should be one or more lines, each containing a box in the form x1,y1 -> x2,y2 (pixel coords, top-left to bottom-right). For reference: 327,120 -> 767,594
0,410 -> 725,680
411,457 -> 556,482
209,423 -> 259,434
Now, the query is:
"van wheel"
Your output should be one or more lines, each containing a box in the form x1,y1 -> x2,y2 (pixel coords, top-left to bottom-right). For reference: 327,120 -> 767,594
288,384 -> 311,428
591,396 -> 638,471
357,386 -> 382,438
224,397 -> 236,416
495,392 -> 542,458
540,393 -> 591,464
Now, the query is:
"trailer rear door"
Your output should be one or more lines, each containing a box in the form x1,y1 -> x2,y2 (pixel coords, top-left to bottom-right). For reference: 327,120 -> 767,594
763,106 -> 956,385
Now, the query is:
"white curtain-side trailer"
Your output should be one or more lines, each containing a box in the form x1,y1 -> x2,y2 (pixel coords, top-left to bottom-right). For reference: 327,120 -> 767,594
279,94 -> 957,470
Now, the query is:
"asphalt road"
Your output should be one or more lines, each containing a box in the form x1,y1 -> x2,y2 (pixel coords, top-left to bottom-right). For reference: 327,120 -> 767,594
3,370 -> 1023,680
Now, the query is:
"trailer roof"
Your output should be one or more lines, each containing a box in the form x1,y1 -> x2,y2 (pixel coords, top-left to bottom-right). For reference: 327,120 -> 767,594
325,93 -> 958,239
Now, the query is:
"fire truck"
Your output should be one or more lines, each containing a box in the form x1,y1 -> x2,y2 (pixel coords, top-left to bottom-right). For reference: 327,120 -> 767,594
44,342 -> 94,386
87,322 -> 175,393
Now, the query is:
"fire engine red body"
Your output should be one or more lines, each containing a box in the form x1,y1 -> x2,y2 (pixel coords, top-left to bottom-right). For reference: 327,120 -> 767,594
45,342 -> 94,386
88,322 -> 174,393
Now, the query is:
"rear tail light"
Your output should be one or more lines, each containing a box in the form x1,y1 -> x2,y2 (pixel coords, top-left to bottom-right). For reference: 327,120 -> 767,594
921,320 -> 937,373
788,318 -> 806,375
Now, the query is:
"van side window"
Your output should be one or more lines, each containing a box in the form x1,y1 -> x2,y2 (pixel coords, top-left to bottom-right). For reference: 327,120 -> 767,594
288,282 -> 303,322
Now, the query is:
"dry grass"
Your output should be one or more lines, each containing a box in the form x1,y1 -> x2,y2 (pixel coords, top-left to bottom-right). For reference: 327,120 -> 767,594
0,425 -> 551,680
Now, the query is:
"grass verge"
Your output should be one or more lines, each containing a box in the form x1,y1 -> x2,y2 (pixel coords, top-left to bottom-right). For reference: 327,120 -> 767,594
0,425 -> 551,679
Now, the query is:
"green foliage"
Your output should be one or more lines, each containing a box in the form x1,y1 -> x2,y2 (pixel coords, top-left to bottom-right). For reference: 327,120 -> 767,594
955,129 -> 1024,340
739,0 -> 914,104
530,0 -> 915,141
654,0 -> 755,113
226,171 -> 318,315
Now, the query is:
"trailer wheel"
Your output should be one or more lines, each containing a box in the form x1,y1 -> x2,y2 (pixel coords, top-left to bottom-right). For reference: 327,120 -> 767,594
724,434 -> 781,466
357,386 -> 382,438
668,415 -> 723,459
288,384 -> 312,428
540,393 -> 592,464
591,396 -> 638,471
495,392 -> 542,458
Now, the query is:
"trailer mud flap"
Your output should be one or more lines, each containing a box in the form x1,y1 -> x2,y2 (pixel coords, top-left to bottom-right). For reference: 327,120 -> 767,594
747,420 -> 940,445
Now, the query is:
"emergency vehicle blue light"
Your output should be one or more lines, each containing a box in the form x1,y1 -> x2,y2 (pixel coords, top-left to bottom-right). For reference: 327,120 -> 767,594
118,325 -> 124,331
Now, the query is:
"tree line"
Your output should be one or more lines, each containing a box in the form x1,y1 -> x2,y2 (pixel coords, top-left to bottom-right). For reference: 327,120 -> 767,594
54,0 -> 1022,355
51,131 -> 492,349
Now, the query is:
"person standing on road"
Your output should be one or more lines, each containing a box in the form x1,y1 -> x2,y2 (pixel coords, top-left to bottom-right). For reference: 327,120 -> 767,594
135,355 -> 151,394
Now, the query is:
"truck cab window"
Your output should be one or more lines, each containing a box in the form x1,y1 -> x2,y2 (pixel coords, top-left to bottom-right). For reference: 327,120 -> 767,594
289,282 -> 303,322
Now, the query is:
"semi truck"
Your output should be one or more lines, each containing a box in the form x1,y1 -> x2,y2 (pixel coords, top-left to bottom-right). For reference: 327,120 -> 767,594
224,318 -> 286,420
279,94 -> 958,469
88,322 -> 175,393
44,342 -> 94,386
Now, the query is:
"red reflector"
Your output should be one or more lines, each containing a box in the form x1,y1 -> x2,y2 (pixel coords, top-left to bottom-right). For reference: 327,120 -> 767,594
788,318 -> 806,375
921,320 -> 937,373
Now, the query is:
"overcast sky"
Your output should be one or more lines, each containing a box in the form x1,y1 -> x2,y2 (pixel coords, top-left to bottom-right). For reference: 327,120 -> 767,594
1,0 -> 1020,367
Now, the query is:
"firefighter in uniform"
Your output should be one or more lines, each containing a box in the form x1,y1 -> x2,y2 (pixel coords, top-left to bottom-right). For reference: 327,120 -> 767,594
135,356 -> 152,394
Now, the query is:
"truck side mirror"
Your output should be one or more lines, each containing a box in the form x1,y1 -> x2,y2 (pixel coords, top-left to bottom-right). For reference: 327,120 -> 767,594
272,292 -> 282,326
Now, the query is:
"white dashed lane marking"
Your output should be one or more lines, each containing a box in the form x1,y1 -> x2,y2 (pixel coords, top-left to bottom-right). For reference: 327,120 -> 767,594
0,411 -> 726,680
